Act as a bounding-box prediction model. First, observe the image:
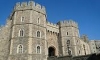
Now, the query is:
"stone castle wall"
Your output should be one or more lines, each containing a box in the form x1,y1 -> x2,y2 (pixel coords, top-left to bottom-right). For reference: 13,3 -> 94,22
47,22 -> 59,33
0,20 -> 12,60
0,1 -> 92,60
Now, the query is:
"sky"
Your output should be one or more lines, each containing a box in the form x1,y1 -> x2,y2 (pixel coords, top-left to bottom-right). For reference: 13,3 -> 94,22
0,0 -> 100,40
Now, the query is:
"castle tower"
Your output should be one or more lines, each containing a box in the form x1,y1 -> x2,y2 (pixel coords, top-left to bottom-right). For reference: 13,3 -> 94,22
8,1 -> 47,60
58,20 -> 80,56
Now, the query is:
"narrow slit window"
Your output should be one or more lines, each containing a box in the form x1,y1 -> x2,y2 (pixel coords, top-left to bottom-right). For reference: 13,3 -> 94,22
21,17 -> 24,22
79,50 -> 80,54
37,18 -> 40,24
67,32 -> 68,35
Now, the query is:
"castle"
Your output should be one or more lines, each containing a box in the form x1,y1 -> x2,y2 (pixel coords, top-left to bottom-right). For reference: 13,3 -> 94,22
0,1 -> 91,60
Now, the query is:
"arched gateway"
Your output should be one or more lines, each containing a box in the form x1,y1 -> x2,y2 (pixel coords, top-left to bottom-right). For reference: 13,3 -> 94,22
48,47 -> 56,57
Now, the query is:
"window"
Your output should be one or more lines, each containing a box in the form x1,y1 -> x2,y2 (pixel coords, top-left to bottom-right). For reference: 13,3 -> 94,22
83,44 -> 86,55
79,50 -> 80,54
19,29 -> 24,37
67,40 -> 70,44
21,17 -> 24,22
37,46 -> 41,54
37,18 -> 40,24
67,40 -> 70,47
68,49 -> 72,55
37,31 -> 41,37
77,40 -> 78,43
17,44 -> 23,53
83,45 -> 85,48
67,32 -> 68,35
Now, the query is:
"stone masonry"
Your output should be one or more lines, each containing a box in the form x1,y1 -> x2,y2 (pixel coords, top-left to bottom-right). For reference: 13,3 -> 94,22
0,1 -> 92,60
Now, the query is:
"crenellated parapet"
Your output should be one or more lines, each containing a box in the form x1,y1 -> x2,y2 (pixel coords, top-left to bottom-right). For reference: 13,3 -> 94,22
47,22 -> 59,28
47,22 -> 59,33
58,20 -> 78,28
14,1 -> 46,14
0,20 -> 12,31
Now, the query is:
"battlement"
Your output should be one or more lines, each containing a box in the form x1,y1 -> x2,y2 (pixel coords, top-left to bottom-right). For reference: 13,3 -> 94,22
47,22 -> 59,28
14,1 -> 46,14
47,22 -> 59,33
0,20 -> 12,31
58,20 -> 78,28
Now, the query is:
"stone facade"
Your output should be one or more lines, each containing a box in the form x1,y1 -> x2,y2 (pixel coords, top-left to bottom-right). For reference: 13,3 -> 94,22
0,1 -> 91,60
89,40 -> 100,54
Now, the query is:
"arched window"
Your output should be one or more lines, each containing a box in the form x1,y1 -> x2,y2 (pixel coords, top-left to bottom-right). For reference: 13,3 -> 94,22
37,31 -> 41,37
17,44 -> 23,53
19,29 -> 24,37
37,46 -> 41,54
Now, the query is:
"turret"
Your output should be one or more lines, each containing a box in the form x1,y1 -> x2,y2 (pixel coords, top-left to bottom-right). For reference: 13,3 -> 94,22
58,20 -> 80,56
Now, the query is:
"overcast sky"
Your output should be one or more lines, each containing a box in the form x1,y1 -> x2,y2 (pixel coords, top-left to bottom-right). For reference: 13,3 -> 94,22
0,0 -> 100,40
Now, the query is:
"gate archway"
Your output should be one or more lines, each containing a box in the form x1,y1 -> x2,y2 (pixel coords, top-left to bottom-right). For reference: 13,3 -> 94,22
48,47 -> 56,57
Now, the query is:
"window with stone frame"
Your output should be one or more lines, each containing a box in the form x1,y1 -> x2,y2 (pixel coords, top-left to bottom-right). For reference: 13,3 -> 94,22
37,18 -> 40,24
21,17 -> 24,22
37,31 -> 41,37
19,29 -> 24,37
37,46 -> 41,54
17,44 -> 23,53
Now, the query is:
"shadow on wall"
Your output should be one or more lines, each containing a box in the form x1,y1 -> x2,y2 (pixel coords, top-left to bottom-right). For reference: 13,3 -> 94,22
87,54 -> 100,60
47,53 -> 100,60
